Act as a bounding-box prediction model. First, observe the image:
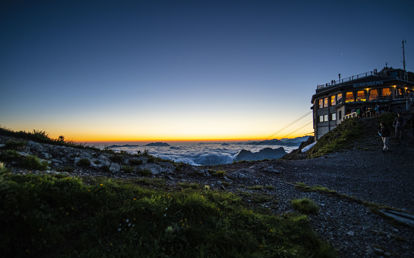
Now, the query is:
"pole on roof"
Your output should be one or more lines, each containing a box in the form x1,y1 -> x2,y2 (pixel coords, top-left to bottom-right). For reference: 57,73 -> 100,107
402,40 -> 407,81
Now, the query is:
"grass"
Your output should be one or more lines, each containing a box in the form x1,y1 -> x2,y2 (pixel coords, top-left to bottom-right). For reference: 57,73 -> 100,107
247,185 -> 264,190
291,198 -> 320,214
295,182 -> 336,194
178,182 -> 201,190
209,169 -> 226,178
0,150 -> 48,170
307,118 -> 362,158
0,173 -> 336,258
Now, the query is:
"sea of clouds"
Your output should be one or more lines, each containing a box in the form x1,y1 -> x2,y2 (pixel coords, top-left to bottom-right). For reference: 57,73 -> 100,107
92,142 -> 300,166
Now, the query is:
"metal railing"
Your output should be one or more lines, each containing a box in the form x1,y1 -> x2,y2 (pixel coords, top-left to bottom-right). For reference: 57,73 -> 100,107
317,70 -> 379,90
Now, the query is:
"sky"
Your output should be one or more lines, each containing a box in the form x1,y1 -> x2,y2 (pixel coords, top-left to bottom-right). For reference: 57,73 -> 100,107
1,0 -> 413,142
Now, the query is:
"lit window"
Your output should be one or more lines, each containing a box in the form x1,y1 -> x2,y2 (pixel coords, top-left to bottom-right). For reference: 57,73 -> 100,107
331,113 -> 336,121
398,88 -> 404,96
319,115 -> 324,122
324,97 -> 328,108
382,88 -> 392,97
319,99 -> 323,109
369,89 -> 378,101
345,92 -> 354,103
337,93 -> 343,103
330,95 -> 336,106
324,114 -> 328,122
356,91 -> 366,101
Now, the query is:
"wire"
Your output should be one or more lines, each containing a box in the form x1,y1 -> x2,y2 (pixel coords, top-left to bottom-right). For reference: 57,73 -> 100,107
280,120 -> 313,138
267,110 -> 312,139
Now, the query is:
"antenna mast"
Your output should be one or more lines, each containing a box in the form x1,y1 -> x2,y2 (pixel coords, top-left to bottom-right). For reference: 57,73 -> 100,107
402,40 -> 407,80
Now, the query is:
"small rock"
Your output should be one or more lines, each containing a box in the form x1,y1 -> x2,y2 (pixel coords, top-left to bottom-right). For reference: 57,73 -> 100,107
109,163 -> 121,173
263,165 -> 280,174
346,231 -> 354,237
41,152 -> 51,159
0,143 -> 5,148
373,247 -> 384,255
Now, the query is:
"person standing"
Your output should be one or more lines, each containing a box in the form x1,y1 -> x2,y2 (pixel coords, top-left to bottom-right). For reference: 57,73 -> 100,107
393,113 -> 404,142
378,122 -> 391,151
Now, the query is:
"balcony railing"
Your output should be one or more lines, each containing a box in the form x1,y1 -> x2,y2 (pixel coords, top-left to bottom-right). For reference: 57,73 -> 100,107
317,70 -> 380,90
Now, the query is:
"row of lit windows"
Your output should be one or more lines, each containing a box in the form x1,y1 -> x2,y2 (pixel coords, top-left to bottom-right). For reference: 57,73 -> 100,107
318,87 -> 403,108
318,93 -> 342,108
319,113 -> 336,122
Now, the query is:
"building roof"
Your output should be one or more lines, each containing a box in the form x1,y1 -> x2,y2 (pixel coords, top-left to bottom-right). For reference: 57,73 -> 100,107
311,67 -> 414,103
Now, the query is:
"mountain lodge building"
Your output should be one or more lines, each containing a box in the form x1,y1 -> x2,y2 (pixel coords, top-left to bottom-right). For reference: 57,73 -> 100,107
311,67 -> 414,140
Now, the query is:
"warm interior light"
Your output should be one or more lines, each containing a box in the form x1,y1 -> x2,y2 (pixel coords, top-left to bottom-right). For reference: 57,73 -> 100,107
345,92 -> 354,102
356,90 -> 366,101
382,88 -> 392,96
369,89 -> 379,101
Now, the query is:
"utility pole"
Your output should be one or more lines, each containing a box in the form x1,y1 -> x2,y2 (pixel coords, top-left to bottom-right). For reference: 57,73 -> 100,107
402,40 -> 407,81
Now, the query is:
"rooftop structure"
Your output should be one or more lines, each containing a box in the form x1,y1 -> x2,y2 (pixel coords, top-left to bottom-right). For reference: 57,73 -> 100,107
311,67 -> 414,140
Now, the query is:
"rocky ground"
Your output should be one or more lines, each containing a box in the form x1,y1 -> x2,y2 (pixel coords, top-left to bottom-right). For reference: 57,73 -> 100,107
1,133 -> 413,257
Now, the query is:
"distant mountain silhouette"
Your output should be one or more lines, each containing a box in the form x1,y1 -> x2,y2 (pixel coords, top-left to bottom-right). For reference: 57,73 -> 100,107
234,147 -> 286,161
107,144 -> 139,148
145,142 -> 170,147
247,136 -> 309,146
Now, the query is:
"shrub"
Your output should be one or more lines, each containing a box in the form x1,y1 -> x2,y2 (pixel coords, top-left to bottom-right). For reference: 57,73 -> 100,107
21,155 -> 49,170
57,166 -> 74,173
147,156 -> 155,163
77,158 -> 91,167
137,169 -> 152,177
129,159 -> 143,166
0,150 -> 48,170
4,139 -> 27,150
0,162 -> 8,173
291,198 -> 320,214
122,165 -> 134,173
100,165 -> 111,173
110,154 -> 124,163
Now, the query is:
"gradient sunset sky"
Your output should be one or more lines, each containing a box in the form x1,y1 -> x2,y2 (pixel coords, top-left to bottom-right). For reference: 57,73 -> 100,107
1,0 -> 413,142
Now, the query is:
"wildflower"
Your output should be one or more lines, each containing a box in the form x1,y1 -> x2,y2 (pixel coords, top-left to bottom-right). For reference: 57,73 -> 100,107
133,197 -> 136,201
165,226 -> 174,233
126,219 -> 129,223
100,183 -> 103,187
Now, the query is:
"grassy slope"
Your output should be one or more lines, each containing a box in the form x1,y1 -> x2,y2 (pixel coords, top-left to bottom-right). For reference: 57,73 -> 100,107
0,172 -> 336,258
307,113 -> 395,158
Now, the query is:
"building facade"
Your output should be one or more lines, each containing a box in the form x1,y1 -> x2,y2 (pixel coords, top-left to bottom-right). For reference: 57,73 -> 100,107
311,67 -> 414,140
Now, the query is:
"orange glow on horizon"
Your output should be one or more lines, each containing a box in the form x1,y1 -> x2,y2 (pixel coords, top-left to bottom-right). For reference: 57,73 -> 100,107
69,133 -> 311,143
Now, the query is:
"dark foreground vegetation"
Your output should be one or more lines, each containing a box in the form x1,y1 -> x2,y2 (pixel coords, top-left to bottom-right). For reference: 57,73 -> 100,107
0,170 -> 335,258
0,127 -> 97,150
